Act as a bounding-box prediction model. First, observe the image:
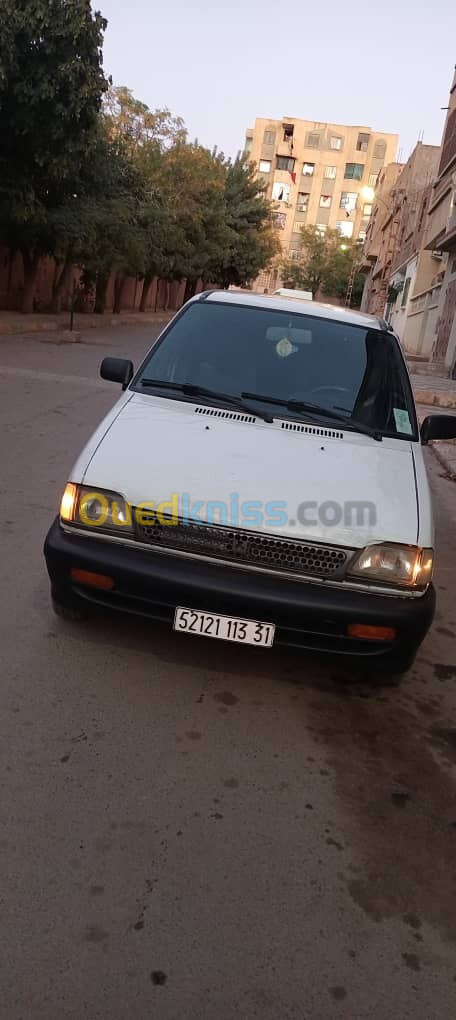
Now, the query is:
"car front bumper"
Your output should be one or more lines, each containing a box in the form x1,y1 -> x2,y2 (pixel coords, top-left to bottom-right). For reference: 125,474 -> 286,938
44,518 -> 435,661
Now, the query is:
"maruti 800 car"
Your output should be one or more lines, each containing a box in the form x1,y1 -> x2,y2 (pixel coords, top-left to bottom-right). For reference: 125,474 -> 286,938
44,291 -> 456,679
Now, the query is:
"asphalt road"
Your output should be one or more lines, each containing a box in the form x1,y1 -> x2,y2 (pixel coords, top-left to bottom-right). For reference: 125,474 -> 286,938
1,325 -> 456,1020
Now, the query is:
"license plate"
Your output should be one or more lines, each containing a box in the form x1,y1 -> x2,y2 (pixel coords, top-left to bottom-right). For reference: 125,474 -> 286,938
173,607 -> 275,647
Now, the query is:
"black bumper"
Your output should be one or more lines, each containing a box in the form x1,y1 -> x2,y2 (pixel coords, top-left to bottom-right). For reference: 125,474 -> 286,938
44,518 -> 435,660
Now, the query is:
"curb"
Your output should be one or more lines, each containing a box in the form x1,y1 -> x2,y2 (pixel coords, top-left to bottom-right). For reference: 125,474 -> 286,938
0,312 -> 173,338
414,389 -> 456,409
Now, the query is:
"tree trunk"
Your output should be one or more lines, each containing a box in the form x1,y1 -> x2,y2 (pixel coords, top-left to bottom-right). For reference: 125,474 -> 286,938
140,273 -> 155,312
94,272 -> 109,314
21,249 -> 40,314
184,278 -> 197,303
51,257 -> 72,313
6,250 -> 14,306
113,272 -> 126,314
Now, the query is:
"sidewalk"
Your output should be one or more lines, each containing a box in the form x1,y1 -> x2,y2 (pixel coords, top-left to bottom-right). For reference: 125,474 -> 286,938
0,308 -> 174,338
431,440 -> 456,480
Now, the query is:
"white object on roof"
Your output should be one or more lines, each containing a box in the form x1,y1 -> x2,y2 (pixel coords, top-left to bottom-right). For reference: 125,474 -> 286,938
273,287 -> 313,301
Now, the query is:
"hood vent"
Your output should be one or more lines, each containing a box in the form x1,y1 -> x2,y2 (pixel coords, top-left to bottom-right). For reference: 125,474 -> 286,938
281,421 -> 344,439
195,406 -> 256,424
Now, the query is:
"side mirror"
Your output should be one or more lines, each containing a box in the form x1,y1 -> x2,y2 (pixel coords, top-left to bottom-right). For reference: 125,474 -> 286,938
420,414 -> 456,445
100,357 -> 134,389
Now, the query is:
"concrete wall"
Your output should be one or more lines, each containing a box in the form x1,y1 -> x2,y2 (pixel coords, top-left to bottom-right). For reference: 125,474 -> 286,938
442,255 -> 456,373
403,282 -> 442,357
389,256 -> 418,340
0,248 -> 191,315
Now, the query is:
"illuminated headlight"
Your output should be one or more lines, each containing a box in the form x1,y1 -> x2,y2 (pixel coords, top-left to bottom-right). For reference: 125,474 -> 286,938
60,483 -> 134,535
347,543 -> 434,590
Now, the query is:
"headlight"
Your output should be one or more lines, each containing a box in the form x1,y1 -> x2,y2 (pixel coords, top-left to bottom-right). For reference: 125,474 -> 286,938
60,483 -> 134,536
347,543 -> 434,590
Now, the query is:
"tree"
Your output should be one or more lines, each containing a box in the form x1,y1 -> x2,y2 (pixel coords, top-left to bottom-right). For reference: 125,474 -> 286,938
160,143 -> 229,293
104,86 -> 186,150
75,134 -> 148,314
281,226 -> 365,305
0,0 -> 109,310
210,159 -> 279,289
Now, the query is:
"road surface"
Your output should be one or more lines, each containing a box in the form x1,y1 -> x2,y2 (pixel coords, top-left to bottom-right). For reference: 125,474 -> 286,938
1,325 -> 456,1020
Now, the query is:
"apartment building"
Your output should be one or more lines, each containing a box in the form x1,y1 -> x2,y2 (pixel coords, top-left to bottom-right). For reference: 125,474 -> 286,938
244,116 -> 398,291
423,66 -> 456,375
362,142 -> 441,355
360,162 -> 404,317
387,144 -> 442,354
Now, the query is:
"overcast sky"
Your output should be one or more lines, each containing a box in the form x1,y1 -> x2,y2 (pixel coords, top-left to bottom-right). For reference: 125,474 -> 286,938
99,0 -> 456,162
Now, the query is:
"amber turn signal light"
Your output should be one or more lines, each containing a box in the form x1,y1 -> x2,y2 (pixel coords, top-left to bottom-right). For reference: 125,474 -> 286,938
60,482 -> 77,522
70,568 -> 114,590
347,623 -> 396,642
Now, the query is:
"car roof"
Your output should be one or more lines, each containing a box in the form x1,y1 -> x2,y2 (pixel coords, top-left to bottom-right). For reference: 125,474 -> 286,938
197,289 -> 388,331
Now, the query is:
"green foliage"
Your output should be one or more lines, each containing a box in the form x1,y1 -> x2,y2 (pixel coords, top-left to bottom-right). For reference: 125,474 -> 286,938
210,159 -> 279,289
104,85 -> 186,151
0,11 -> 277,313
0,0 -> 109,220
281,226 -> 365,305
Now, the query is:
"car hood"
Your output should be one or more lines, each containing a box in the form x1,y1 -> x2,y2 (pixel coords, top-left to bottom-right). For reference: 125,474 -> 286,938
79,393 -> 419,549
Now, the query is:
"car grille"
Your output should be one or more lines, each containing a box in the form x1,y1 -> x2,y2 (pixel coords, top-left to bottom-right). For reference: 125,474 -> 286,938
134,515 -> 350,580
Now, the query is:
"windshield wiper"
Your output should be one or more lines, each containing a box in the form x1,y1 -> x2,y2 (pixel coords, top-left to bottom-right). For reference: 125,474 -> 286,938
241,391 -> 382,441
140,379 -> 273,423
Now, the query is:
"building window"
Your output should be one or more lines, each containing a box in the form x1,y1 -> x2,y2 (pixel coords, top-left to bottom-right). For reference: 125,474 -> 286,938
358,229 -> 367,242
356,132 -> 370,152
244,136 -> 253,153
259,159 -> 271,173
320,195 -> 332,208
272,182 -> 290,202
373,139 -> 387,160
271,211 -> 286,229
363,204 -> 373,216
292,220 -> 304,234
340,191 -> 357,212
288,247 -> 300,260
324,165 -> 337,179
344,163 -> 364,180
283,123 -> 294,141
306,132 -> 320,148
276,155 -> 296,172
316,223 -> 327,236
263,129 -> 276,146
302,162 -> 315,176
368,172 -> 379,187
297,192 -> 309,211
330,135 -> 343,150
401,277 -> 411,307
336,221 -> 354,238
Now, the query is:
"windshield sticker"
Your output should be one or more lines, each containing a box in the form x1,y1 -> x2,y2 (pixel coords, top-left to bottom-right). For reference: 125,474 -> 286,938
393,408 -> 412,434
275,337 -> 298,358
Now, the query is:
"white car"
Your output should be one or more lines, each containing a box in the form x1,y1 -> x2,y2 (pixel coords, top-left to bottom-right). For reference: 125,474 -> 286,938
44,291 -> 456,677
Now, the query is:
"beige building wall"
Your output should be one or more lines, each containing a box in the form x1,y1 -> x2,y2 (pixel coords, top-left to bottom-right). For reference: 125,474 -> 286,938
244,116 -> 397,290
361,162 -> 404,316
424,67 -> 456,373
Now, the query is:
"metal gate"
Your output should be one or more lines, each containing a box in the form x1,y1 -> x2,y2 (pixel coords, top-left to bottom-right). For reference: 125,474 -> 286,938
435,278 -> 456,361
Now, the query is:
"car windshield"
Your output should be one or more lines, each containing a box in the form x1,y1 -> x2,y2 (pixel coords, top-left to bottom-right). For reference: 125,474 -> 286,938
134,300 -> 418,439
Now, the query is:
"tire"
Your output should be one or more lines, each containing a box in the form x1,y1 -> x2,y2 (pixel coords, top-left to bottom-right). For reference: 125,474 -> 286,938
52,597 -> 87,622
368,649 -> 417,686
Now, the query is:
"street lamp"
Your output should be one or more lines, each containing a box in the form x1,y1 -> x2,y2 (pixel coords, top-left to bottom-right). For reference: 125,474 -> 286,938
360,185 -> 376,204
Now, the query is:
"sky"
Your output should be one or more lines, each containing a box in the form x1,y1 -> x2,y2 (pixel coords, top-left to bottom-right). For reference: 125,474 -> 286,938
98,0 -> 456,163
